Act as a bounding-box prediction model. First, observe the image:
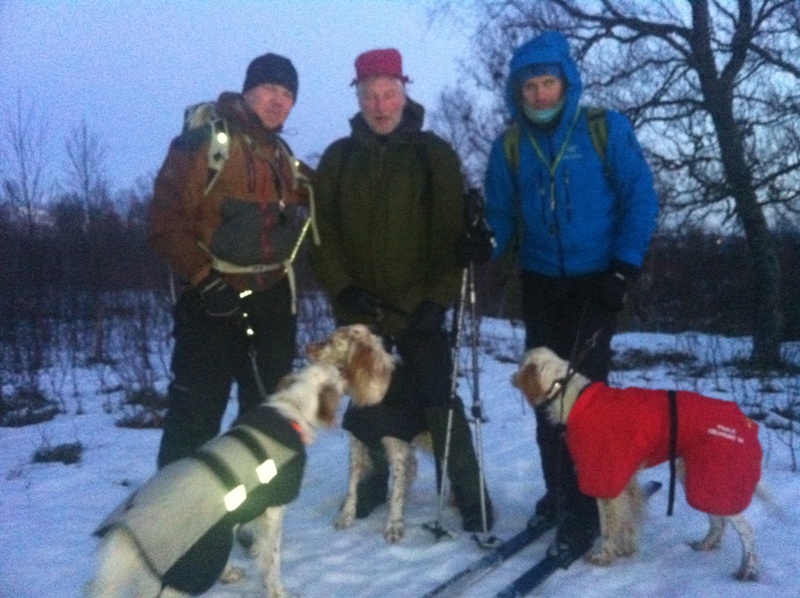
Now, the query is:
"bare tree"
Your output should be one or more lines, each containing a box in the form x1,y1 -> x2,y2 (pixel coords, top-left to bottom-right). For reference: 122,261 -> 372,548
63,119 -> 114,364
431,0 -> 800,365
0,93 -> 53,381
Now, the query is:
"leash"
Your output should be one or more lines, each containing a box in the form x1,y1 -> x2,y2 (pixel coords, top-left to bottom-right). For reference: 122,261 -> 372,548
236,290 -> 272,403
544,301 -> 613,529
667,389 -> 679,516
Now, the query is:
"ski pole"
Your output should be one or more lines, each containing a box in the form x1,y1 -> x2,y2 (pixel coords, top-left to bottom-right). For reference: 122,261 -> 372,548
423,267 -> 468,541
466,263 -> 500,549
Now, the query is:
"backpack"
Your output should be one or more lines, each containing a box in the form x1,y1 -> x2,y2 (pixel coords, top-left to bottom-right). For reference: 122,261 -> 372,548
178,101 -> 318,312
502,106 -> 609,177
182,101 -> 312,198
183,102 -> 231,196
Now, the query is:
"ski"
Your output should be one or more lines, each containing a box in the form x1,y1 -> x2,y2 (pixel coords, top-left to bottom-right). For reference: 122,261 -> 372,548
495,480 -> 663,598
421,516 -> 557,598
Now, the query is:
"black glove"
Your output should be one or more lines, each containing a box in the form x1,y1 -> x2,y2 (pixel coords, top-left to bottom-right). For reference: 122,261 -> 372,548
456,230 -> 494,268
594,262 -> 640,312
198,273 -> 240,317
408,300 -> 446,335
337,284 -> 382,317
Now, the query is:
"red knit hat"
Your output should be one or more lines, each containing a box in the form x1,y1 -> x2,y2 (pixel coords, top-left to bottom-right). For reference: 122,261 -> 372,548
351,48 -> 410,86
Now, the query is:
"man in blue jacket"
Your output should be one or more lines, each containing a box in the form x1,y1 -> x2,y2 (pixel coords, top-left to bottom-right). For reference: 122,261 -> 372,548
481,31 -> 659,554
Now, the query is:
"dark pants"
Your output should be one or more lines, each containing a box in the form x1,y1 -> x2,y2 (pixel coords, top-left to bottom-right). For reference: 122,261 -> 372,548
520,270 -> 616,517
157,279 -> 296,468
343,328 -> 487,515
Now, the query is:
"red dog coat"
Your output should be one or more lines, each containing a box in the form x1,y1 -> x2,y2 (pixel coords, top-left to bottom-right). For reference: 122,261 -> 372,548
565,382 -> 762,516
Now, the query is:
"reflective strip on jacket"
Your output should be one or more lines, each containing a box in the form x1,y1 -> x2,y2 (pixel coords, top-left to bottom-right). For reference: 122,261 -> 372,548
94,405 -> 305,595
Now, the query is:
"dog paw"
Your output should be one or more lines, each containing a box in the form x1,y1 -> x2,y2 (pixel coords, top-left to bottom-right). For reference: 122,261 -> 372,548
219,564 -> 245,584
585,547 -> 617,566
734,565 -> 759,582
384,519 -> 405,543
334,511 -> 355,530
688,537 -> 721,552
267,586 -> 300,598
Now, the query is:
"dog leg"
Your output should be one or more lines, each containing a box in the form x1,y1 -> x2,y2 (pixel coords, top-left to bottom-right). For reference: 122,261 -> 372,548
689,514 -> 726,552
586,497 -> 618,566
729,514 -> 759,581
335,436 -> 369,529
587,479 -> 644,566
382,436 -> 412,543
615,479 -> 644,558
249,506 -> 298,598
587,495 -> 630,566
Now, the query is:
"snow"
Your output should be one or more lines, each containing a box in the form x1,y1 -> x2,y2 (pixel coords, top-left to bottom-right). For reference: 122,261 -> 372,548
2,318 -> 799,598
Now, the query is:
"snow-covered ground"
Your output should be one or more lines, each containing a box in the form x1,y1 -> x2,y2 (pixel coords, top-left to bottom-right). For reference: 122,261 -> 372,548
2,318 -> 799,597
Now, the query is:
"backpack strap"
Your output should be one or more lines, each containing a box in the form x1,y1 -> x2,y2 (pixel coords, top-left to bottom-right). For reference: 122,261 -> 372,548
502,123 -> 522,178
502,106 -> 609,176
584,106 -> 608,165
183,102 -> 231,196
181,103 -> 318,314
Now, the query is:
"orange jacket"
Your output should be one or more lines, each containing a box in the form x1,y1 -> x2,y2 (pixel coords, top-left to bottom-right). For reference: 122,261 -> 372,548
566,382 -> 762,516
148,92 -> 311,292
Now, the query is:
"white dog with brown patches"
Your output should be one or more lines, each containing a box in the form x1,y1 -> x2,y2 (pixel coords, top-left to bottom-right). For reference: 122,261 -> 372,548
306,324 -> 420,544
512,346 -> 762,581
86,325 -> 393,598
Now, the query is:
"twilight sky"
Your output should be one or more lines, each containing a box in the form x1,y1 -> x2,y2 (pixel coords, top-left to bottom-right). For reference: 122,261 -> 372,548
0,0 -> 469,192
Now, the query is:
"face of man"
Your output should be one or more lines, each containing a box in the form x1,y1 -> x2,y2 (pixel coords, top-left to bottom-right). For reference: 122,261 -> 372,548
520,75 -> 565,110
243,83 -> 295,130
357,76 -> 407,135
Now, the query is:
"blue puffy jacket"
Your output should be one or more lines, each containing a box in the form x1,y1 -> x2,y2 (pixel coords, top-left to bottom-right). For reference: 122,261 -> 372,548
484,31 -> 658,277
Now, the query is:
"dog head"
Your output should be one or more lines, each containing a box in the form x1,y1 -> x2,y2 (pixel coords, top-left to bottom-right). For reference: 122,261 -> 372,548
512,347 -> 573,422
272,363 -> 348,443
306,324 -> 394,407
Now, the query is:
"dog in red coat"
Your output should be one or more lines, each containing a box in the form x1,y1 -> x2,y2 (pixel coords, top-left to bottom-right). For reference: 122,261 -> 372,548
512,346 -> 762,581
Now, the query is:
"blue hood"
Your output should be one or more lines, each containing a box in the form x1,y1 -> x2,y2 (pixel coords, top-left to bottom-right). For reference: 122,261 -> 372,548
505,31 -> 583,124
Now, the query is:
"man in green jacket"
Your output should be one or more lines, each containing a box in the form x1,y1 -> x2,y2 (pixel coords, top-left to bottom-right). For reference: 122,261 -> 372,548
311,48 -> 492,532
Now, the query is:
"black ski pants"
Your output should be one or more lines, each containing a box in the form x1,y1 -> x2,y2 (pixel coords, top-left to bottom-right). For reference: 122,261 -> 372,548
157,278 -> 296,468
520,269 -> 616,518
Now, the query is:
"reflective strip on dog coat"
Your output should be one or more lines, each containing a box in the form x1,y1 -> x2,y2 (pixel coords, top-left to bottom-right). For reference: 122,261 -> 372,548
94,406 -> 305,595
566,382 -> 762,516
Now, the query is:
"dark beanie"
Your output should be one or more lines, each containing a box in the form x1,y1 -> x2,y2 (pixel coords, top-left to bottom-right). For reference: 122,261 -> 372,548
242,53 -> 298,99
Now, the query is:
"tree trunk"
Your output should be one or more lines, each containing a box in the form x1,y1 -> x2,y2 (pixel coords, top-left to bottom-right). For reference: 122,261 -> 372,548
691,0 -> 783,364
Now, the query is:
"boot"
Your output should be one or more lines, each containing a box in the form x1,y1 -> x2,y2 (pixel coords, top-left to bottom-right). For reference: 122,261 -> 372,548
424,405 -> 493,532
355,445 -> 389,519
550,491 -> 599,555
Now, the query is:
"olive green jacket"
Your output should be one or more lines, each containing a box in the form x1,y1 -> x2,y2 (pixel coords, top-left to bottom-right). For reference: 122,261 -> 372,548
311,99 -> 465,335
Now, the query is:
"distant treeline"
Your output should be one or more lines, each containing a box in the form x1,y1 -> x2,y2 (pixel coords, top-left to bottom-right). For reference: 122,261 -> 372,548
2,196 -> 800,349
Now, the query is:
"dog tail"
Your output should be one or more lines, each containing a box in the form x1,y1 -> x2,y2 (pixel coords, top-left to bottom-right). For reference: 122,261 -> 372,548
752,482 -> 789,523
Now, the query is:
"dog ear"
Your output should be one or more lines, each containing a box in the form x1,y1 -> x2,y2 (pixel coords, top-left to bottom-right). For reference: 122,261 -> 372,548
345,337 -> 393,407
317,381 -> 344,426
512,362 -> 546,407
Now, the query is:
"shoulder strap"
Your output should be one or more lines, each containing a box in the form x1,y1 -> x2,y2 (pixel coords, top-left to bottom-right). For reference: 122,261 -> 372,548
502,123 -> 521,178
584,106 -> 608,165
502,108 -> 609,176
183,102 -> 230,196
